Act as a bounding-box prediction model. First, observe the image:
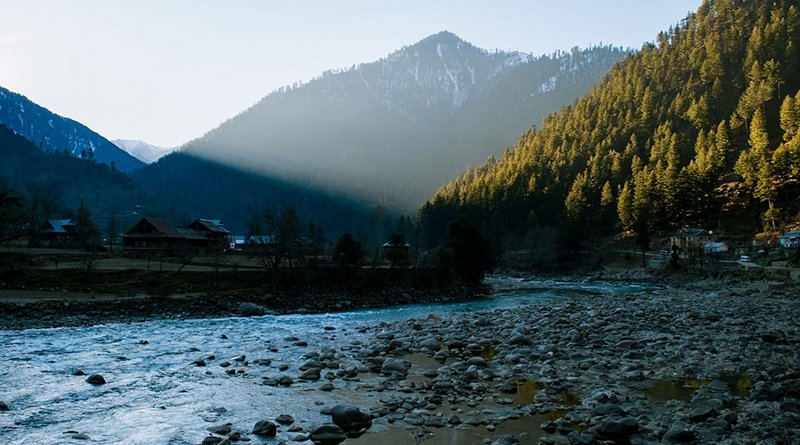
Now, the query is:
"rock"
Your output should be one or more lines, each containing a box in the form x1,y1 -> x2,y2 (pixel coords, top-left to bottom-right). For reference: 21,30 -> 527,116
72,433 -> 90,440
380,358 -> 410,375
466,356 -> 488,368
447,415 -> 462,425
688,405 -> 716,422
492,435 -> 520,445
309,424 -> 347,445
331,405 -> 372,434
201,436 -> 223,445
275,414 -> 295,425
301,368 -> 322,380
70,369 -> 86,376
252,419 -> 277,436
192,359 -> 207,367
663,421 -> 695,443
238,302 -> 266,316
277,375 -> 294,386
0,402 -> 8,411
508,334 -> 532,346
424,417 -> 447,428
320,382 -> 335,391
85,374 -> 106,385
207,424 -> 232,435
376,332 -> 395,340
595,420 -> 629,442
418,338 -> 441,349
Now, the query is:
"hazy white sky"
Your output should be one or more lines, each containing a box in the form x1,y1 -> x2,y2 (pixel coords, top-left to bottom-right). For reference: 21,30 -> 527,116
0,0 -> 700,147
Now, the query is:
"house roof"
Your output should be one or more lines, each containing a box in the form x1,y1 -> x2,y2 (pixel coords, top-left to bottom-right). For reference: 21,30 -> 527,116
190,218 -> 229,234
671,227 -> 709,238
383,241 -> 411,248
46,219 -> 75,234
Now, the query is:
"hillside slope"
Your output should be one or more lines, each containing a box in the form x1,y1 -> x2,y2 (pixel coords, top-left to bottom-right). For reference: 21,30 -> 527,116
140,32 -> 627,211
0,86 -> 144,172
422,0 -> 800,250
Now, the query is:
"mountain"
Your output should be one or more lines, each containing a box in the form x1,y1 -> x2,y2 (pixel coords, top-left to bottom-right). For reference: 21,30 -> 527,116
134,33 -> 628,235
0,124 -> 162,231
0,86 -> 144,172
420,0 -> 800,253
113,139 -> 173,164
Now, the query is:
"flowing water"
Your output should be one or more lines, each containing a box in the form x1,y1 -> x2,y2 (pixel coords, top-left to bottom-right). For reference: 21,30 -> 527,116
0,279 -> 649,444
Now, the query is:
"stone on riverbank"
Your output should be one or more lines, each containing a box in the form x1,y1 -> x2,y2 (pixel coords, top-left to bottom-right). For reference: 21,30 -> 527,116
85,374 -> 106,385
252,419 -> 277,436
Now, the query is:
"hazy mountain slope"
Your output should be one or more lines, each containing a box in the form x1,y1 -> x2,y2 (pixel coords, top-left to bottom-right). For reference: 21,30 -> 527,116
132,152 -> 368,235
421,0 -> 800,249
0,86 -> 144,172
113,139 -> 173,164
149,32 -> 627,210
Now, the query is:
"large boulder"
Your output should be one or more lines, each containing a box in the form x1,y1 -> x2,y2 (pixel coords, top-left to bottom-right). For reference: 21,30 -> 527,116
85,374 -> 106,385
330,405 -> 372,434
380,358 -> 410,376
252,419 -> 277,436
309,424 -> 347,445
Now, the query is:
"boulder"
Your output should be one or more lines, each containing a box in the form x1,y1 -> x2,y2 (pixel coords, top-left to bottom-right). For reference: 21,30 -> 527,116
275,414 -> 295,425
492,435 -> 520,445
85,374 -> 106,385
330,405 -> 372,434
252,419 -> 277,436
380,358 -> 410,375
0,401 -> 8,411
663,421 -> 695,443
207,425 -> 232,435
309,424 -> 347,445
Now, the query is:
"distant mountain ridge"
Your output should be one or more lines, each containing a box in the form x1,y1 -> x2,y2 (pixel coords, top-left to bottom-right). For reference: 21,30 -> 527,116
113,139 -> 173,164
0,86 -> 144,172
145,32 -> 628,213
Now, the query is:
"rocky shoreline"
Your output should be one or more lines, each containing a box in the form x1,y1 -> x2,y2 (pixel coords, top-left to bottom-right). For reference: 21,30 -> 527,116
2,276 -> 798,444
0,283 -> 487,330
184,278 -> 798,445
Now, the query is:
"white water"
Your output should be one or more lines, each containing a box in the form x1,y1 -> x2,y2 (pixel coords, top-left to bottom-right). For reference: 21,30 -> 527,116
0,280 -> 647,444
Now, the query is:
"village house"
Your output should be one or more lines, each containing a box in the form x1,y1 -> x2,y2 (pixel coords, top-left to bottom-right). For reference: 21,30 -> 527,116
382,238 -> 411,266
122,217 -> 224,254
780,230 -> 800,248
186,218 -> 230,247
670,227 -> 715,252
40,219 -> 77,247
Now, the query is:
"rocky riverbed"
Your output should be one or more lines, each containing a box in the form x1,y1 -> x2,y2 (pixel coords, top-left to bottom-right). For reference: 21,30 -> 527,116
1,277 -> 797,444
186,279 -> 799,445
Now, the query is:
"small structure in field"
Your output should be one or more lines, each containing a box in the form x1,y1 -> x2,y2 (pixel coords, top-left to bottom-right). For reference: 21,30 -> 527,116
780,230 -> 800,248
670,227 -> 715,252
382,235 -> 411,267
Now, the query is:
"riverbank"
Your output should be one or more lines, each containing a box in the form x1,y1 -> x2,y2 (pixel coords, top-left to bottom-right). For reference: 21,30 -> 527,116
1,277 -> 797,444
292,278 -> 798,445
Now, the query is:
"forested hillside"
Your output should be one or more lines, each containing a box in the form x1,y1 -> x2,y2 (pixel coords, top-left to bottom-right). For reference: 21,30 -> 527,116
0,124 -> 161,232
421,0 -> 800,255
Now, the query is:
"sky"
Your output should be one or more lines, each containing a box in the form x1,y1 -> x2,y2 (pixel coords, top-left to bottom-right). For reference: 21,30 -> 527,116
0,0 -> 701,148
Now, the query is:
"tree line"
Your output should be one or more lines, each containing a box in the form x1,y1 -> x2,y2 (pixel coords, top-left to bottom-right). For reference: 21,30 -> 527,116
419,0 -> 800,263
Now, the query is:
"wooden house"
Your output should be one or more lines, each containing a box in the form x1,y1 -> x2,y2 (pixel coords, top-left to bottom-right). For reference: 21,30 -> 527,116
670,227 -> 715,252
40,219 -> 77,247
122,217 -> 209,253
187,218 -> 230,247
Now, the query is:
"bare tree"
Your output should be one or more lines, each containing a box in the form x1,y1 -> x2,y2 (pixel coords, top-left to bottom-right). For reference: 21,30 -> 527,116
248,205 -> 302,280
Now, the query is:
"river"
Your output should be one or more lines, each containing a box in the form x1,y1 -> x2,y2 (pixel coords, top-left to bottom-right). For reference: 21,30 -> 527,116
0,279 -> 648,444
